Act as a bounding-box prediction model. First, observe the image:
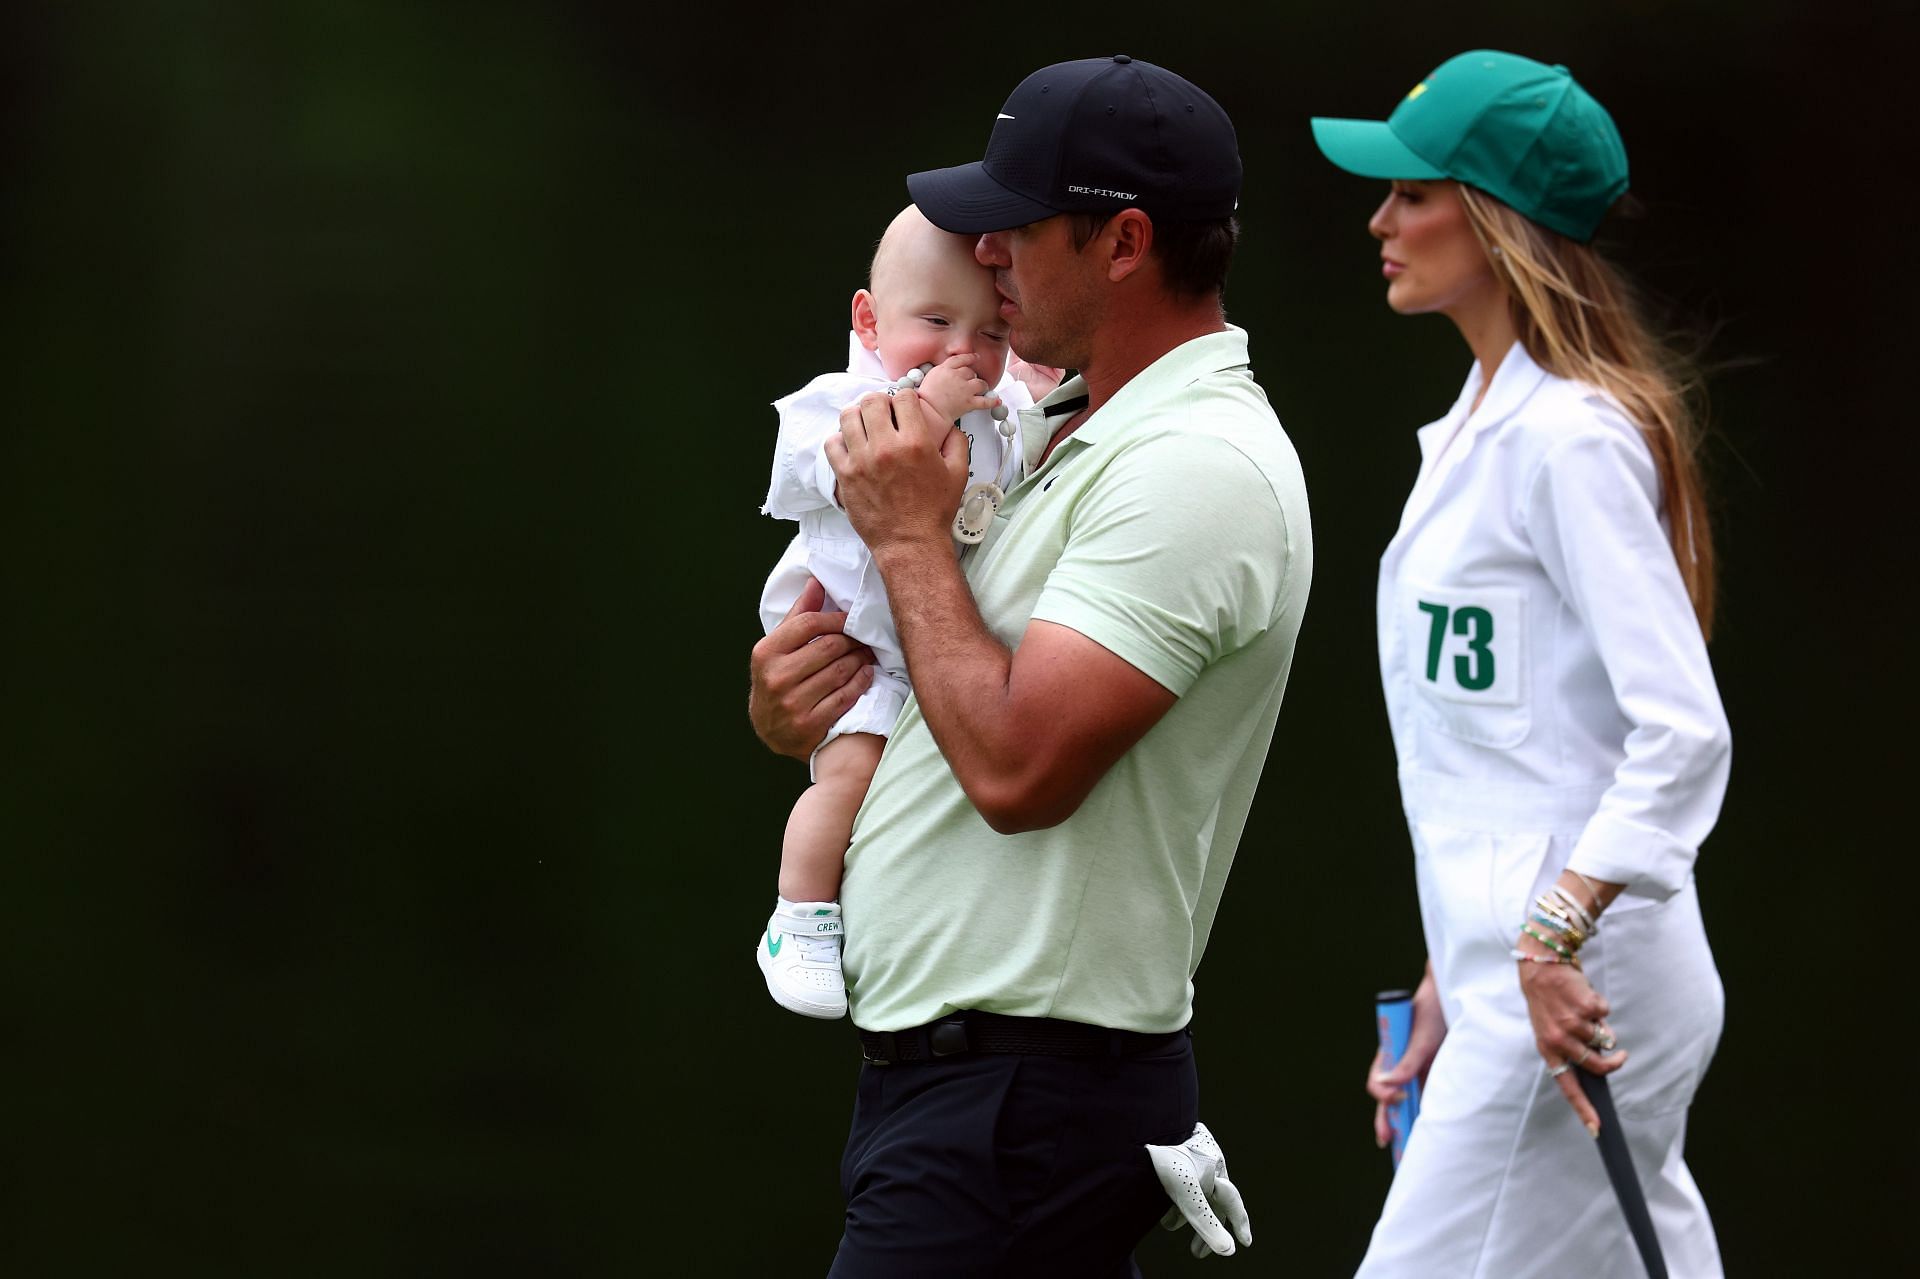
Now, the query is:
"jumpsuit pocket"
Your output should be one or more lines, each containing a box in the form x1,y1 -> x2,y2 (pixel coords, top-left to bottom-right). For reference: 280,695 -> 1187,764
1400,582 -> 1531,748
1411,824 -> 1554,983
1486,829 -> 1557,950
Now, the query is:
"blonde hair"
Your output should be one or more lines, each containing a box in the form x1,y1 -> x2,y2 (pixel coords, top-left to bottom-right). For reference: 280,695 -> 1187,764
1456,185 -> 1717,638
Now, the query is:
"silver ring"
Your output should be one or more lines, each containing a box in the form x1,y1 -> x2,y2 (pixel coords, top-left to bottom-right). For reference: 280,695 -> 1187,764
1573,1046 -> 1592,1068
1590,1027 -> 1616,1051
1547,1061 -> 1572,1078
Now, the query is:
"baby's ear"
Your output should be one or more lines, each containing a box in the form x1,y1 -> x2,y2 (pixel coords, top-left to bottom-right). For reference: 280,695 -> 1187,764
850,290 -> 881,351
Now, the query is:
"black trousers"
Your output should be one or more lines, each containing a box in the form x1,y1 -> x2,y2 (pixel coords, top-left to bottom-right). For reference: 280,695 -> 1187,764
827,1030 -> 1198,1278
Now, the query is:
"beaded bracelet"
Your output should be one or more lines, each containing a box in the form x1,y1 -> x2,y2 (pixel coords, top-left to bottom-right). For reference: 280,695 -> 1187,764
1531,903 -> 1589,949
1510,946 -> 1582,969
1530,911 -> 1584,946
1536,902 -> 1582,941
1521,923 -> 1574,958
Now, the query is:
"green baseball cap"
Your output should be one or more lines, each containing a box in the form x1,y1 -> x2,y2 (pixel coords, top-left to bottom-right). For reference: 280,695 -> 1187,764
1311,50 -> 1628,242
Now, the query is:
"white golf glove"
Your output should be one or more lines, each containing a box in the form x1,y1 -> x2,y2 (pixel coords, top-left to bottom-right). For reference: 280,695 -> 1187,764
1146,1121 -> 1253,1259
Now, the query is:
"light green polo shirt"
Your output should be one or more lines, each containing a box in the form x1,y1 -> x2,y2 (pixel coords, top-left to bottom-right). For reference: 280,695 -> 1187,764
840,326 -> 1313,1033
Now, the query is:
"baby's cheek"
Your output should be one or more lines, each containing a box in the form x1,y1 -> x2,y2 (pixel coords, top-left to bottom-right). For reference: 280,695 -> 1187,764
877,347 -> 929,383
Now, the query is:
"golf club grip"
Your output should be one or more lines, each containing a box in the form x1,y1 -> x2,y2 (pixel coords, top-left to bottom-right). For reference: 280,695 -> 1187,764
1575,1071 -> 1668,1279
1374,990 -> 1419,1166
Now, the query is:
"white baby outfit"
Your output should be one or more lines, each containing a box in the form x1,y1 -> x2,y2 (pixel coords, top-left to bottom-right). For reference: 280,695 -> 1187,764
758,332 -> 1032,761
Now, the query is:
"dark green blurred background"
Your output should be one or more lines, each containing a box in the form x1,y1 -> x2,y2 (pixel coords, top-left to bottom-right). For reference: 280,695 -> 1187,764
3,2 -> 1911,1273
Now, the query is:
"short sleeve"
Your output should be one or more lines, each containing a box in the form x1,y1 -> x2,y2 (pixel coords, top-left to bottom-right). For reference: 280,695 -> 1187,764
1032,434 -> 1293,695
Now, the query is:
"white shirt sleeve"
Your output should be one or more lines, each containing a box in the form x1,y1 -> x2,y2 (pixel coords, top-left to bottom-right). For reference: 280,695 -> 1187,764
1523,419 -> 1732,899
761,377 -> 860,521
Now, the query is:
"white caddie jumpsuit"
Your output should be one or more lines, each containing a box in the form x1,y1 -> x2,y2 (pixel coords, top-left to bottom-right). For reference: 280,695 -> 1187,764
1357,343 -> 1731,1279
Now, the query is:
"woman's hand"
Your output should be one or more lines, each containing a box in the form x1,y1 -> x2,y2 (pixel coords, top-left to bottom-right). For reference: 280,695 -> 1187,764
1517,955 -> 1628,1135
1367,965 -> 1445,1149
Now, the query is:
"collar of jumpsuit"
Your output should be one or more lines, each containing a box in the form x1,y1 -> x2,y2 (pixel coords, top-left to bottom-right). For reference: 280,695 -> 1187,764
1398,338 -> 1548,533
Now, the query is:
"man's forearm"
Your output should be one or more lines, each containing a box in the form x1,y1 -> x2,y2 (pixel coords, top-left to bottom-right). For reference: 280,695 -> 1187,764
830,391 -> 1169,832
869,538 -> 1024,803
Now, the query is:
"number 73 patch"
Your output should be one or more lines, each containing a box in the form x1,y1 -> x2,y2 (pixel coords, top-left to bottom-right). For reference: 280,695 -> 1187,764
1403,585 -> 1525,706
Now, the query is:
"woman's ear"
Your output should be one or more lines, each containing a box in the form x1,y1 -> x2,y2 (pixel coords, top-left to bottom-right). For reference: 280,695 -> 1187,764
851,290 -> 881,351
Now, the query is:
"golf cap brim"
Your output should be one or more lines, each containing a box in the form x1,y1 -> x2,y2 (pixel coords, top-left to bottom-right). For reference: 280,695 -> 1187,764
1310,117 -> 1446,181
907,162 -> 1063,235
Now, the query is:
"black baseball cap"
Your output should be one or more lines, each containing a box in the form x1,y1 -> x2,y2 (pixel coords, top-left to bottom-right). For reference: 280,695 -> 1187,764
908,55 -> 1242,234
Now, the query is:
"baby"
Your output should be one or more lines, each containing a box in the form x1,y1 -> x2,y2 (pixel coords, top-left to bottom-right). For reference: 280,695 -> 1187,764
755,205 -> 1057,1017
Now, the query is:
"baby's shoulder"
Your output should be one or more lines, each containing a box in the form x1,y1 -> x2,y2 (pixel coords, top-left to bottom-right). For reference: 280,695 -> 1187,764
773,368 -> 885,429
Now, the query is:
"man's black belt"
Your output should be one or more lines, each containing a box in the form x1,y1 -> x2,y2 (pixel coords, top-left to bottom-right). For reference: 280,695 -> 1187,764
856,1010 -> 1188,1066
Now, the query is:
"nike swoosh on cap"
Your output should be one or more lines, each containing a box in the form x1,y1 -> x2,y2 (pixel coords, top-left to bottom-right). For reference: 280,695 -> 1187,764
997,113 -> 1015,120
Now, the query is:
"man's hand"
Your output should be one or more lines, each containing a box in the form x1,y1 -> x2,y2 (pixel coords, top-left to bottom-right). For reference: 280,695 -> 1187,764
748,577 -> 876,760
1146,1122 -> 1252,1259
826,387 -> 970,558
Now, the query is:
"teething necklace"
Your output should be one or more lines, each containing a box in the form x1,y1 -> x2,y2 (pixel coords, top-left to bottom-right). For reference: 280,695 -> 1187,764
886,363 -> 1016,545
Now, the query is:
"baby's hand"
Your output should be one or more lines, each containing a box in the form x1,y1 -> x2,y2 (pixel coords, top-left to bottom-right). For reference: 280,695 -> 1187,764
1008,351 -> 1064,399
916,353 -> 999,423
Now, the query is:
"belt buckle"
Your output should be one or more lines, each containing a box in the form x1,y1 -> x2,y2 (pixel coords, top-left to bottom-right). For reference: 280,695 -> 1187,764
929,1018 -> 970,1058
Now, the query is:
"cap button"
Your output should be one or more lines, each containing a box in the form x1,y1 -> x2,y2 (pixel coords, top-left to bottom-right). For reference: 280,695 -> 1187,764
1112,54 -> 1132,64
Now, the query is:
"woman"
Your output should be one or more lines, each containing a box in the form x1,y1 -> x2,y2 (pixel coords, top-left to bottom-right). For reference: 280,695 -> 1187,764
1312,51 -> 1731,1276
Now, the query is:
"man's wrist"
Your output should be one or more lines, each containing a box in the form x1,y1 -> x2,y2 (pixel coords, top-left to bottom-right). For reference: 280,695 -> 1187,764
868,530 -> 958,576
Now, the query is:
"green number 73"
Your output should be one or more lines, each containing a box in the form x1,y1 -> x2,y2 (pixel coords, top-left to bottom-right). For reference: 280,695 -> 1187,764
1417,601 -> 1495,692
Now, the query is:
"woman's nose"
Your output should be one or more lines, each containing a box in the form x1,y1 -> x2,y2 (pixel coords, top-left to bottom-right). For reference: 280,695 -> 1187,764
1368,194 -> 1394,241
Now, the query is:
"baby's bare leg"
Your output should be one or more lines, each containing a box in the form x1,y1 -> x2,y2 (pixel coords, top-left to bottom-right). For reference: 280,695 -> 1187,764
779,733 -> 885,902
